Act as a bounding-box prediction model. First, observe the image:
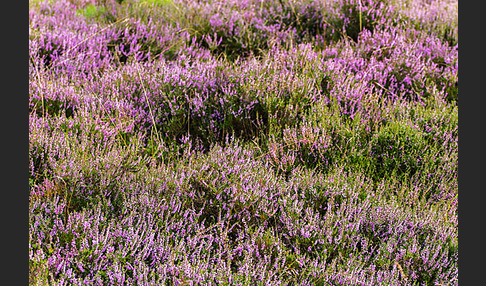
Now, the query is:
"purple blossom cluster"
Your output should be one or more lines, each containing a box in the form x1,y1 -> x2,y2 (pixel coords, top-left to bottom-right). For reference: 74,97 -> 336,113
30,0 -> 457,285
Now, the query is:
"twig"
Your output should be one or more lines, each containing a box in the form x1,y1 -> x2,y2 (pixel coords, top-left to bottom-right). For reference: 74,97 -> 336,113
395,260 -> 408,284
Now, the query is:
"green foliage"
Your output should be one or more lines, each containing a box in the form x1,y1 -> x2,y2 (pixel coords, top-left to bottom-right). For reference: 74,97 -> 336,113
76,4 -> 106,19
370,120 -> 425,179
140,0 -> 173,6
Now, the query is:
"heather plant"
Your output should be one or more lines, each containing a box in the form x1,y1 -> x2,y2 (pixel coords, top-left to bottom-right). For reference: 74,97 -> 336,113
394,0 -> 458,47
30,0 -> 458,285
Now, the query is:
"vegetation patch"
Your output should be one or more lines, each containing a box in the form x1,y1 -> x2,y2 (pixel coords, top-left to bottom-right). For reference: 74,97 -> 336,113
29,0 -> 458,285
